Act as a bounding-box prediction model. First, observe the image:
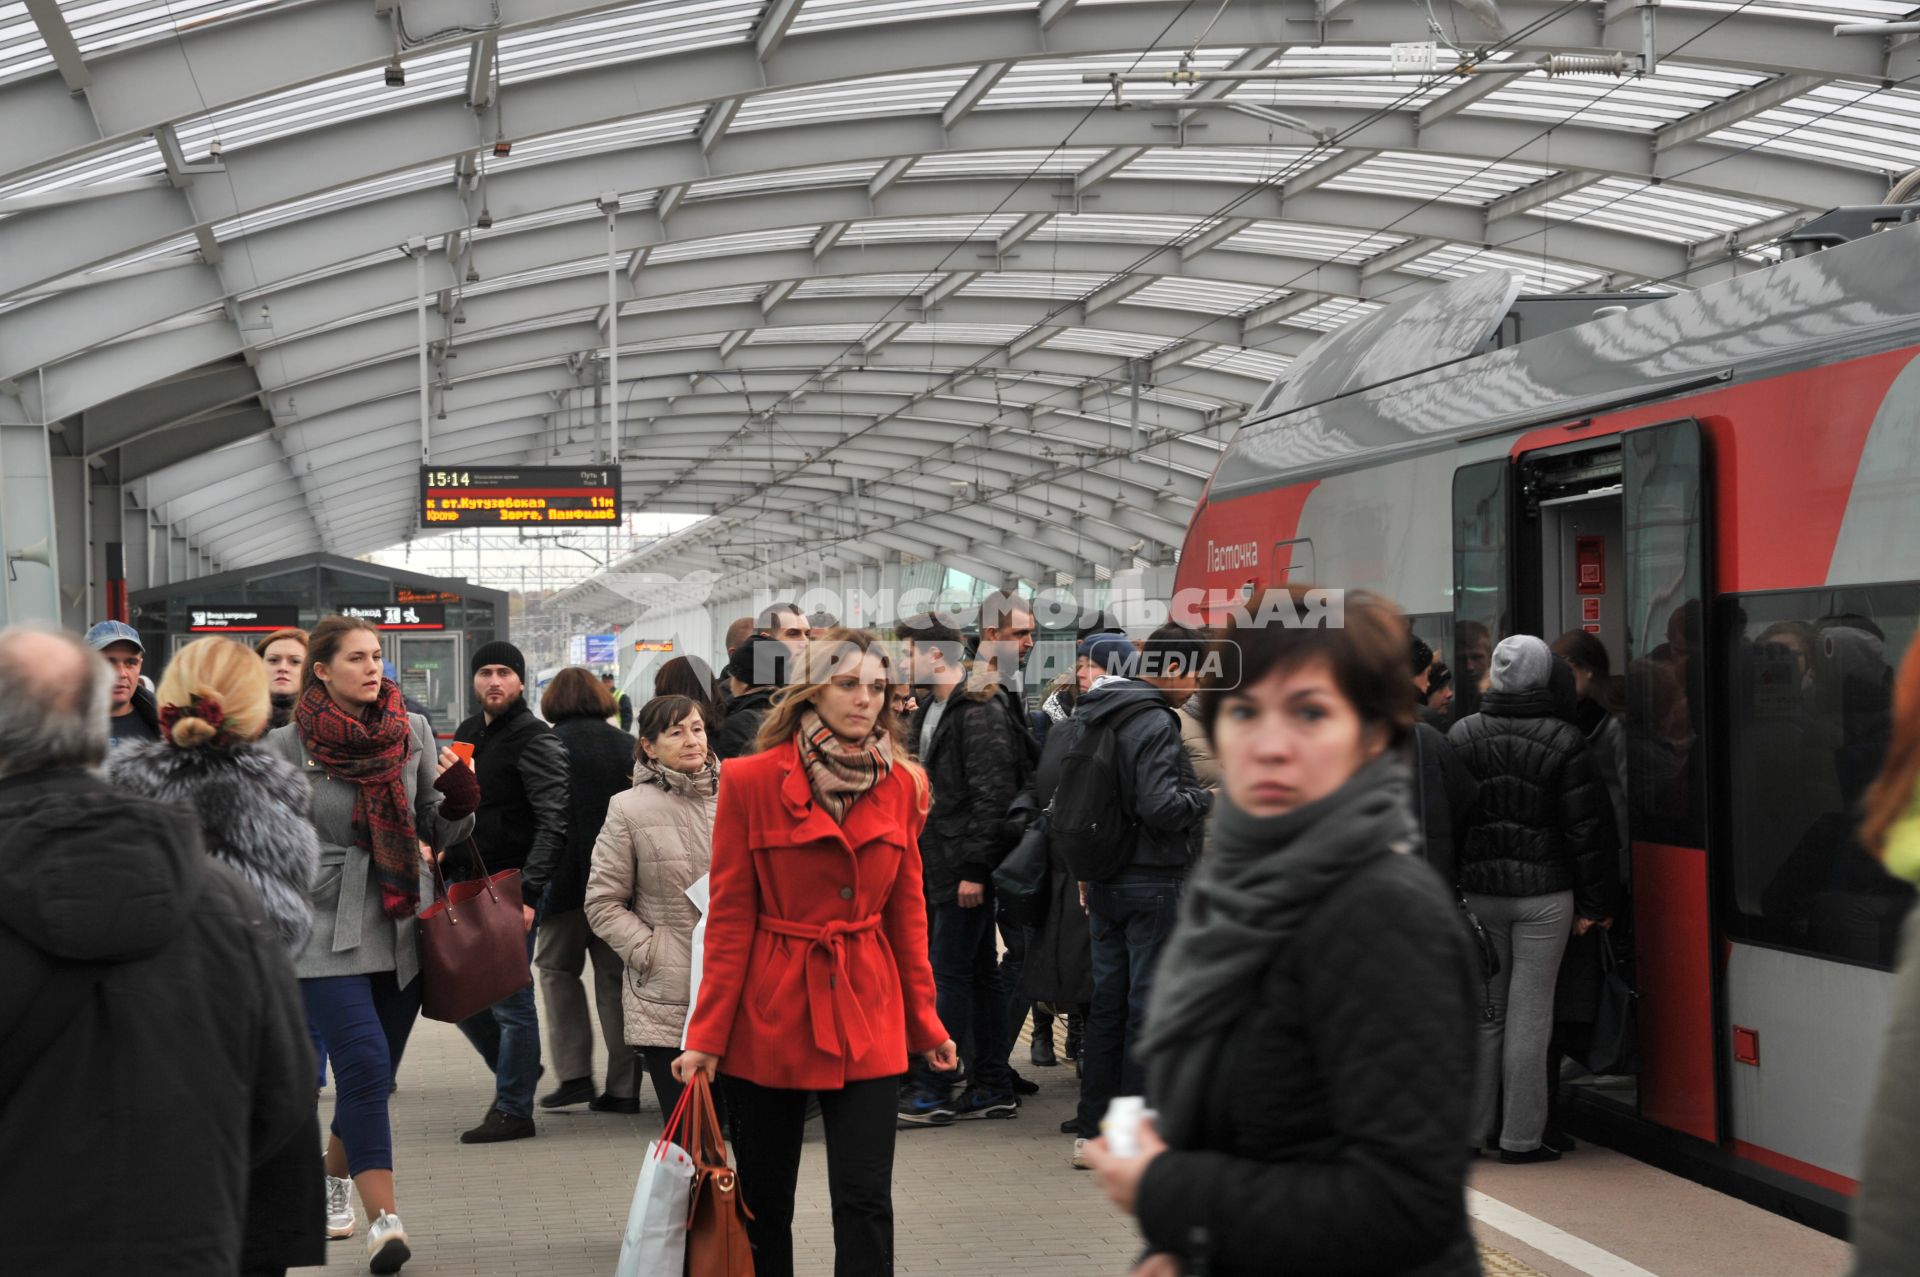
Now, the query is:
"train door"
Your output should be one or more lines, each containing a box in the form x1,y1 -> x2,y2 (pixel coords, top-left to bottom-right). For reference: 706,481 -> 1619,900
1455,420 -> 1719,1145
391,632 -> 463,742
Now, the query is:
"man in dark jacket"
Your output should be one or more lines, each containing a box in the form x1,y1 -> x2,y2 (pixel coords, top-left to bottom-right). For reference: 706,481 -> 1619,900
1411,635 -> 1477,888
1069,624 -> 1214,1161
0,626 -> 320,1277
1447,634 -> 1611,1160
451,639 -> 571,1144
899,614 -> 1025,1125
713,634 -> 788,760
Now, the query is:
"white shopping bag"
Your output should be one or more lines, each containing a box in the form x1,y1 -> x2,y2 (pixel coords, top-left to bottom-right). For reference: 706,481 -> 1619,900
680,873 -> 710,1050
613,1135 -> 694,1277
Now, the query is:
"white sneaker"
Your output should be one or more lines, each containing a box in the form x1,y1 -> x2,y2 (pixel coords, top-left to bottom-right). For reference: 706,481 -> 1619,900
1071,1137 -> 1092,1170
365,1210 -> 411,1274
325,1175 -> 356,1239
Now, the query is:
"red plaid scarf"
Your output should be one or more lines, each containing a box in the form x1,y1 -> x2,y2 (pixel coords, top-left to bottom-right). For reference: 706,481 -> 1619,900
294,679 -> 419,918
796,708 -> 893,823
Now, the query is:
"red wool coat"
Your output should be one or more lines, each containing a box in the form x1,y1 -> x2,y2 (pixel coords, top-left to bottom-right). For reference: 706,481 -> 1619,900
683,738 -> 948,1090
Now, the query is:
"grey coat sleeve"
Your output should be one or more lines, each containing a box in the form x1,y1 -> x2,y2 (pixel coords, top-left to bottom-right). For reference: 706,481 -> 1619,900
516,731 -> 572,905
409,716 -> 474,853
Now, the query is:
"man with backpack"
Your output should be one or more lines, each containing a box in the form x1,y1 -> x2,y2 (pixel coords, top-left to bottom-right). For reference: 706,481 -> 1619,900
1054,625 -> 1213,1169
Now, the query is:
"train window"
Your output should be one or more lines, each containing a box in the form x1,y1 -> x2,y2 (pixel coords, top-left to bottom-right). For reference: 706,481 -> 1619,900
1621,423 -> 1710,850
1721,587 -> 1920,970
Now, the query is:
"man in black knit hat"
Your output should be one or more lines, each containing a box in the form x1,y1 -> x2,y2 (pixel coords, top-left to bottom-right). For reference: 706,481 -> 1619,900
449,639 -> 571,1144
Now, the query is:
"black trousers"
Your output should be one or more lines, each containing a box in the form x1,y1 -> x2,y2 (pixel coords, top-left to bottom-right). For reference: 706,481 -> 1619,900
722,1074 -> 899,1277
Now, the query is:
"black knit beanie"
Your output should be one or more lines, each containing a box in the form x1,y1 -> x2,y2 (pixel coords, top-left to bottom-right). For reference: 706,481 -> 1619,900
471,640 -> 527,683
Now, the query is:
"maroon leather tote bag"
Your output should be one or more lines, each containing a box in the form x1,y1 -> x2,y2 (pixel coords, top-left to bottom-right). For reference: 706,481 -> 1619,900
416,839 -> 532,1024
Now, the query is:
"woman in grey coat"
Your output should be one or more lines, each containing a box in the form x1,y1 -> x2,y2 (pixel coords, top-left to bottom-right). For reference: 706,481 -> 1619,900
263,616 -> 476,1276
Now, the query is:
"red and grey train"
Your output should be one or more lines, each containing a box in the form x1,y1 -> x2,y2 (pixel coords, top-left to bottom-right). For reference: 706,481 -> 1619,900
1173,213 -> 1920,1230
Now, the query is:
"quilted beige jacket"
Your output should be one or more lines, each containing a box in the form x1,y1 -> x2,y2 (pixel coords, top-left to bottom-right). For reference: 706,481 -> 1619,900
584,759 -> 719,1048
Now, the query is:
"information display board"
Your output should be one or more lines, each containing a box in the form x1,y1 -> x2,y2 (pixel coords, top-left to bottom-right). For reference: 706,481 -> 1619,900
189,605 -> 301,633
337,604 -> 447,631
421,467 -> 621,526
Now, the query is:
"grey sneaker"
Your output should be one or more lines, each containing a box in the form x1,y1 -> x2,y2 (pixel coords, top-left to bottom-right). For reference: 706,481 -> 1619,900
325,1174 -> 355,1239
365,1210 -> 411,1273
1071,1137 -> 1092,1170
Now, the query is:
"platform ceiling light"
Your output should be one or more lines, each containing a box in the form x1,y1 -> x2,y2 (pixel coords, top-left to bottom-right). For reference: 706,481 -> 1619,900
385,57 -> 405,88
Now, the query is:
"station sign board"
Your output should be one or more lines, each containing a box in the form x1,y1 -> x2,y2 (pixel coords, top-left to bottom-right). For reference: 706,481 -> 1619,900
337,604 -> 447,631
634,639 -> 675,653
569,633 -> 622,665
189,605 -> 301,633
421,467 -> 621,526
396,588 -> 462,605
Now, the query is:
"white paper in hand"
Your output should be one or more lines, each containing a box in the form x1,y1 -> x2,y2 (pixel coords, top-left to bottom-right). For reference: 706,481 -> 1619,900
681,872 -> 710,1051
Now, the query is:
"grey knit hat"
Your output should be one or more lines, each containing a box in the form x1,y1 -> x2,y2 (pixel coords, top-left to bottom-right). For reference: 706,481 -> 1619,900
1488,634 -> 1554,694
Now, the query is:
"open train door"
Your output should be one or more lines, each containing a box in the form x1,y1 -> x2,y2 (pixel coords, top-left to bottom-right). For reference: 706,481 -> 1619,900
1484,418 -> 1720,1146
1618,418 -> 1719,1146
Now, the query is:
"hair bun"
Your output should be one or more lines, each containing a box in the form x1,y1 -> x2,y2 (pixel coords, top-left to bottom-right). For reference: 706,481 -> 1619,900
170,716 -> 219,748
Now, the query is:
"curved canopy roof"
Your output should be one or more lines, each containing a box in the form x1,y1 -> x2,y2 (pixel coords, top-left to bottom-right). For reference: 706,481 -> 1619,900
3,0 -> 1915,592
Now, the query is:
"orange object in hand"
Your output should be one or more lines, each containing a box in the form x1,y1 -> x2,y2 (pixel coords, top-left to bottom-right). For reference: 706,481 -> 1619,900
448,741 -> 474,766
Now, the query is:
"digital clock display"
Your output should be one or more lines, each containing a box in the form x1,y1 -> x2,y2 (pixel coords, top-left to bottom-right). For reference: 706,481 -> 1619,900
420,466 -> 621,527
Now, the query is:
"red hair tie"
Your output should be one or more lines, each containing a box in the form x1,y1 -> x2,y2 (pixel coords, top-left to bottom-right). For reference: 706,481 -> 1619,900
159,695 -> 232,746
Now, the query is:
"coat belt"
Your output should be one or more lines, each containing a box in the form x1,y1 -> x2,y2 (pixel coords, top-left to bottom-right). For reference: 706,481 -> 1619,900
758,913 -> 883,1057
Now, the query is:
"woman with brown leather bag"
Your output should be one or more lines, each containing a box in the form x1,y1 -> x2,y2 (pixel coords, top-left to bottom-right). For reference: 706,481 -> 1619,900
674,629 -> 955,1277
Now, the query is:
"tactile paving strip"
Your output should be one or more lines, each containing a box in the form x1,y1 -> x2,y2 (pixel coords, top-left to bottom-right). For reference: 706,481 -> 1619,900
1479,1243 -> 1548,1276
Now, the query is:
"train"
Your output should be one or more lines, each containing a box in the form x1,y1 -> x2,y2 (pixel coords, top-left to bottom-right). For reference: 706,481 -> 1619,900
1172,210 -> 1920,1232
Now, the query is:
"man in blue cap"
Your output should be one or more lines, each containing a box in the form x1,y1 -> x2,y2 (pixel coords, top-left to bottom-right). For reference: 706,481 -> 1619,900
83,620 -> 159,748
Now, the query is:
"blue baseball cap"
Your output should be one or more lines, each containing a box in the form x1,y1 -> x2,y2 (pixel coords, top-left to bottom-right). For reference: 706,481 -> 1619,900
1076,632 -> 1135,676
83,620 -> 143,653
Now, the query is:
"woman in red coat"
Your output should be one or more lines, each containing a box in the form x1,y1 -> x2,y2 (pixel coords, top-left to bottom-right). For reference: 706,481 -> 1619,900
676,628 -> 956,1277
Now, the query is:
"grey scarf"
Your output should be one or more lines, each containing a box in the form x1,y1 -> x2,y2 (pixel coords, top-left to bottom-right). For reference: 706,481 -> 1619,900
1136,754 -> 1417,1147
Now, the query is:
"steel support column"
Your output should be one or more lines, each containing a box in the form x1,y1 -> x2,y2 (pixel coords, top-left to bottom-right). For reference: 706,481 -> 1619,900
0,420 -> 61,625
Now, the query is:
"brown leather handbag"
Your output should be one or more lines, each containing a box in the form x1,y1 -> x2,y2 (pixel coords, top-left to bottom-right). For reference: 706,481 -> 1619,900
683,1072 -> 755,1277
415,839 -> 532,1024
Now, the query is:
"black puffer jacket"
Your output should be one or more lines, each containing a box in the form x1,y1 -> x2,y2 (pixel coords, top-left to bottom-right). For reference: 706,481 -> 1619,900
913,669 -> 1024,905
545,712 -> 639,915
713,685 -> 776,760
1135,853 -> 1481,1276
0,769 -> 320,1276
1448,686 -> 1611,919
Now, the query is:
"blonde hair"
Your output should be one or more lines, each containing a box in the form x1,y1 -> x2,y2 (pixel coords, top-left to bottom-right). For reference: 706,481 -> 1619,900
755,629 -> 927,804
156,636 -> 271,747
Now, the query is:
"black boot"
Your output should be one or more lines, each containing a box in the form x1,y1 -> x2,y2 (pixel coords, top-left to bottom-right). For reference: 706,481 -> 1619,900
539,1077 -> 594,1109
1030,1007 -> 1058,1067
1063,1013 -> 1083,1063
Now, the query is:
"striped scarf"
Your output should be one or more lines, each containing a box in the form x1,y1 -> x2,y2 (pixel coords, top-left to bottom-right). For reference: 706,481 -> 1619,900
796,708 -> 893,823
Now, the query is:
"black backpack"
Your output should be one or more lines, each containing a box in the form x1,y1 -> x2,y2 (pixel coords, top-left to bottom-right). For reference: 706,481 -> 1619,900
1047,699 -> 1170,883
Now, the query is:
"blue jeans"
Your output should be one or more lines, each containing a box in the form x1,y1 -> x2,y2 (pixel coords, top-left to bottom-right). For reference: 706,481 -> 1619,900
1074,875 -> 1184,1137
302,971 -> 423,1176
457,921 -> 542,1119
914,895 -> 1014,1096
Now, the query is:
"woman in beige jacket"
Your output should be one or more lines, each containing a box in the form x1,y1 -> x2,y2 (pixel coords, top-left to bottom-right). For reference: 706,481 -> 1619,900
584,694 -> 719,1117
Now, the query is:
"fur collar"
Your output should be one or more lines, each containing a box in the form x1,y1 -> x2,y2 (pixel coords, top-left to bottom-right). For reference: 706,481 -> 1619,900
104,742 -> 320,954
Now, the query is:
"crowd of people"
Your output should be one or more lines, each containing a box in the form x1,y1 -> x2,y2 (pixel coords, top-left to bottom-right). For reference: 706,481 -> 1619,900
1,587 -> 1918,1277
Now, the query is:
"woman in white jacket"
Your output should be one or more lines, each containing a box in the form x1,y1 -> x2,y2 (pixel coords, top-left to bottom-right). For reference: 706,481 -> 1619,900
585,694 -> 719,1117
